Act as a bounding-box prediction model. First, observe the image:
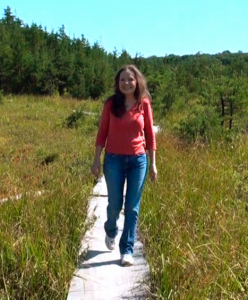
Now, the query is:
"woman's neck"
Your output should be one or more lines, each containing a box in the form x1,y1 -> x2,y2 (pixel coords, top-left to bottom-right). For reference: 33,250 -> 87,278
125,95 -> 136,104
124,96 -> 137,111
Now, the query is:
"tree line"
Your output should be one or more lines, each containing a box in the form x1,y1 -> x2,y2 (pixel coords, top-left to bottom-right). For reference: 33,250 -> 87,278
1,7 -> 248,139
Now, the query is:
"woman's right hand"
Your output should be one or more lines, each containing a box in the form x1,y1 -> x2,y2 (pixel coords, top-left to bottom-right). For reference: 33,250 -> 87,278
91,160 -> 101,178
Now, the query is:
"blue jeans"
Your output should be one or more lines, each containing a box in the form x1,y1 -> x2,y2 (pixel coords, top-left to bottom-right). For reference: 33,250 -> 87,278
103,152 -> 147,256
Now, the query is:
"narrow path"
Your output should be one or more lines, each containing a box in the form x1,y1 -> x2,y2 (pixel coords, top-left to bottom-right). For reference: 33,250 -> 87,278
67,125 -> 159,299
67,177 -> 150,300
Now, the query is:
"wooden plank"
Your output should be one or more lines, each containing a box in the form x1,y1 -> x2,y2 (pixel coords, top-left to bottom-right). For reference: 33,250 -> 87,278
67,177 -> 150,300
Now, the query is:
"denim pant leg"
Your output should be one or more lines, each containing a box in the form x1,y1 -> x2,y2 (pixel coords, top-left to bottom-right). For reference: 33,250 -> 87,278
119,154 -> 147,255
103,153 -> 126,239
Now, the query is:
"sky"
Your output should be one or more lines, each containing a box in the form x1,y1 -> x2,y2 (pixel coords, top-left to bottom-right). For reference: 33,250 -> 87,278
1,0 -> 248,58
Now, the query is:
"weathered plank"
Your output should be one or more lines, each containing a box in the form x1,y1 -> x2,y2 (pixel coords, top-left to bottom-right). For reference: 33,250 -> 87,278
67,177 -> 150,300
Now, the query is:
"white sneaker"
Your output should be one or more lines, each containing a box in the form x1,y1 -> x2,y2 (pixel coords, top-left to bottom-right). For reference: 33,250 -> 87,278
105,235 -> 115,250
121,254 -> 134,266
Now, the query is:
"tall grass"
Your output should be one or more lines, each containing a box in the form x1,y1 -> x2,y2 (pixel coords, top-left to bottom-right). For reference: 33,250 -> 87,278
2,95 -> 248,299
0,96 -> 98,299
140,132 -> 248,299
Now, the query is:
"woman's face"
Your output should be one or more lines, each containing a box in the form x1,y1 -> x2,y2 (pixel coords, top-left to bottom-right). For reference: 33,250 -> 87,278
119,70 -> 137,97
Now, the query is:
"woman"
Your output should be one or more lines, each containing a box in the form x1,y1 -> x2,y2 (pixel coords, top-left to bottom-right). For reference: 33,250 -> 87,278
91,64 -> 157,266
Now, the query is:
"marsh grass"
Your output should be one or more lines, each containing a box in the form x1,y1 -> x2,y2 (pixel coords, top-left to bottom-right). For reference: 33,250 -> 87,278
2,96 -> 248,299
0,96 -> 98,299
140,133 -> 248,299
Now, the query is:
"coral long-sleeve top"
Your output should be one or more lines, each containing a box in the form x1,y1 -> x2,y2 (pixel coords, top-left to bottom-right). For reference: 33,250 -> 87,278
95,97 -> 156,155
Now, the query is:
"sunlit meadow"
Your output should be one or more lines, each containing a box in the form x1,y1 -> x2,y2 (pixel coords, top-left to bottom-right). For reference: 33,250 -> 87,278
0,96 -> 99,299
141,132 -> 248,299
1,96 -> 248,299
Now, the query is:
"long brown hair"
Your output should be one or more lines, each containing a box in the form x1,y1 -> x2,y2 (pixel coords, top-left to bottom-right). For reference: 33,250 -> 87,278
109,65 -> 151,118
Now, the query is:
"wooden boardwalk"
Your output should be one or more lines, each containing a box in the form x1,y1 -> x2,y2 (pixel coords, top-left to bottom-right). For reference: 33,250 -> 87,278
67,176 -> 150,300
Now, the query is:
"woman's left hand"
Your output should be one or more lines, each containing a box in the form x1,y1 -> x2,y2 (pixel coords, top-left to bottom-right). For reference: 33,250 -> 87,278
150,164 -> 157,181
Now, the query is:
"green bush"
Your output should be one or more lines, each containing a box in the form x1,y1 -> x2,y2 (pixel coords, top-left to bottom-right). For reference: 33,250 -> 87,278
173,105 -> 221,141
63,109 -> 85,128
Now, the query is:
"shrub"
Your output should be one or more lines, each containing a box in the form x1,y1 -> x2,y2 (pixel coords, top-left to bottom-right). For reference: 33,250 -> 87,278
173,105 -> 221,142
63,109 -> 85,128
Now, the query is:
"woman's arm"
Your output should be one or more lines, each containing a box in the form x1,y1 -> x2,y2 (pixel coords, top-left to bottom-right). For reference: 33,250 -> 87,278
91,100 -> 111,178
143,99 -> 157,180
148,149 -> 157,181
91,145 -> 103,178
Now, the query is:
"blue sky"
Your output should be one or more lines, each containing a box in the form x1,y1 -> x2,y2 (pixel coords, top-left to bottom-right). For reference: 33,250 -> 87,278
1,0 -> 248,58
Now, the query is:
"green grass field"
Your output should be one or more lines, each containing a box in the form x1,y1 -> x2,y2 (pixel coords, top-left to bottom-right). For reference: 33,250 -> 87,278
0,96 -> 98,299
140,133 -> 248,299
1,96 -> 248,299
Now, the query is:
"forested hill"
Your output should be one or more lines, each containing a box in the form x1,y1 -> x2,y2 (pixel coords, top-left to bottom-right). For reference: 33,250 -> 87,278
1,7 -> 248,139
